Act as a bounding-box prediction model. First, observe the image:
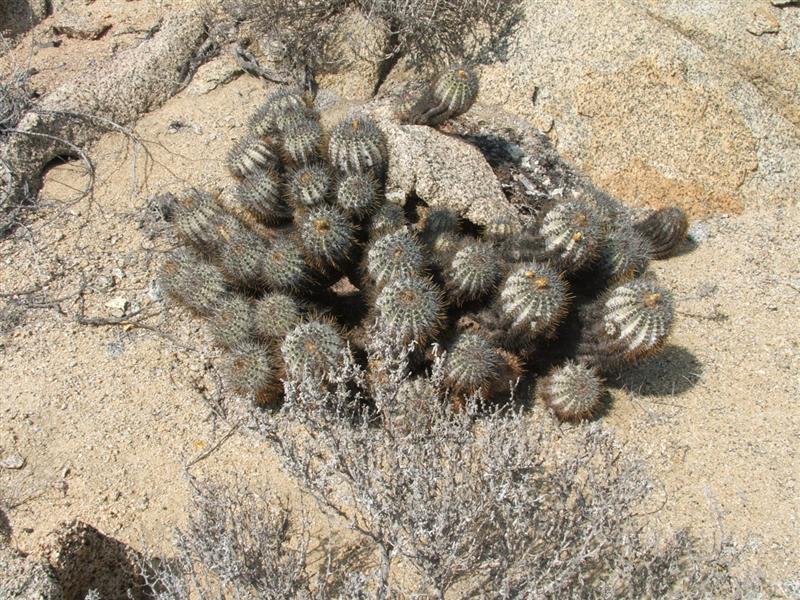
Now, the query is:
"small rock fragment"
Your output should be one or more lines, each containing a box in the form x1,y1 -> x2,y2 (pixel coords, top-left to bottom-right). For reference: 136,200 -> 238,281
53,13 -> 112,40
0,454 -> 25,470
105,297 -> 128,317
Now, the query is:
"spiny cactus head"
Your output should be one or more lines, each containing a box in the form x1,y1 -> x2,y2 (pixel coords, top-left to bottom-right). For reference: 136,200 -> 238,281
369,202 -> 407,239
366,229 -> 426,287
281,117 -> 323,166
286,163 -> 333,210
418,206 -> 460,238
173,190 -> 223,253
336,171 -> 381,219
375,274 -> 444,345
227,135 -> 280,179
431,65 -> 479,117
281,320 -> 345,380
328,114 -> 387,174
208,295 -> 254,348
224,341 -> 283,407
253,293 -> 304,340
407,65 -> 480,126
262,236 -> 309,293
446,243 -> 503,305
602,276 -> 674,360
600,225 -> 652,284
161,250 -> 229,316
299,204 -> 355,268
500,262 -> 570,338
217,227 -> 269,289
444,332 -> 503,396
249,87 -> 309,135
539,360 -> 604,422
539,199 -> 602,271
233,168 -> 291,225
634,206 -> 689,260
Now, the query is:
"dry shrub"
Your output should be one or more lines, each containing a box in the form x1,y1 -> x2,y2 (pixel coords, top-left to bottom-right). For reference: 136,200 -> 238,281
225,0 -> 523,77
147,338 -> 749,599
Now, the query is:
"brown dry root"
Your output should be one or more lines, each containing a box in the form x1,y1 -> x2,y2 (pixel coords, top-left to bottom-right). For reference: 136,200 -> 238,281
0,9 -> 216,236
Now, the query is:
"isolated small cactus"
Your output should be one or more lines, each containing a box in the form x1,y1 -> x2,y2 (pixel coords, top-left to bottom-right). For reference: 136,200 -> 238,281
375,274 -> 444,345
634,207 -> 689,260
281,320 -> 345,380
539,198 -> 601,272
538,360 -> 604,422
299,204 -> 355,268
328,115 -> 386,174
336,172 -> 381,219
443,332 -> 503,396
233,169 -> 290,225
366,229 -> 426,288
224,341 -> 282,407
445,243 -> 502,305
287,164 -> 333,210
500,262 -> 570,338
253,293 -> 304,340
406,65 -> 479,126
227,135 -> 280,179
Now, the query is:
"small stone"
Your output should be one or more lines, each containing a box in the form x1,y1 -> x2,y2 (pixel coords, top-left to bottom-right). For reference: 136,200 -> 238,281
0,454 -> 25,469
53,13 -> 111,40
688,222 -> 710,244
771,0 -> 799,6
746,7 -> 781,35
105,297 -> 128,317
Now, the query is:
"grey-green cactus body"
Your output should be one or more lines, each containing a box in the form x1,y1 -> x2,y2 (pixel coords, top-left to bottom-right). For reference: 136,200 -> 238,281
634,207 -> 688,260
287,164 -> 333,210
500,262 -> 569,337
227,135 -> 281,179
444,332 -> 503,395
281,320 -> 345,380
539,199 -> 601,271
600,277 -> 674,359
224,341 -> 282,407
336,172 -> 381,219
446,243 -> 502,304
408,65 -> 479,126
376,274 -> 443,345
209,295 -> 254,348
299,204 -> 355,267
539,360 -> 603,421
233,169 -> 291,225
328,115 -> 386,174
367,229 -> 426,287
253,293 -> 304,340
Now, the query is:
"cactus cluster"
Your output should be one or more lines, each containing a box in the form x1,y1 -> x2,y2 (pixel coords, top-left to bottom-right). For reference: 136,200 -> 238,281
160,66 -> 687,421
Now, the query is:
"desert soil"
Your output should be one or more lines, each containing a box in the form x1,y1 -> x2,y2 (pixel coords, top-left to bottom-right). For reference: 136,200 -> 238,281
1,0 -> 798,593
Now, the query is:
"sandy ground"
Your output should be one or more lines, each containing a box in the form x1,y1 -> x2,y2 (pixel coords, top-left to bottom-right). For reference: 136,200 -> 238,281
1,2 -> 799,593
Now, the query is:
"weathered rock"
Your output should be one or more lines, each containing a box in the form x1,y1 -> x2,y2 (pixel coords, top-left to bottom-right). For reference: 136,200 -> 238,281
0,0 -> 50,36
467,0 -> 800,216
317,8 -> 388,101
379,118 -> 521,232
0,545 -> 63,600
41,520 -> 147,600
52,13 -> 111,40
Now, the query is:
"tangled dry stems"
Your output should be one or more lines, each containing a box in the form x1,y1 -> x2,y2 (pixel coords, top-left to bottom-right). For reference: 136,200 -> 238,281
226,0 -> 523,78
145,338 -> 746,599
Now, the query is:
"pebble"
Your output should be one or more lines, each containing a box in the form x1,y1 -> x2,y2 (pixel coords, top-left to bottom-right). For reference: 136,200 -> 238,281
688,222 -> 710,244
0,454 -> 26,469
105,297 -> 129,317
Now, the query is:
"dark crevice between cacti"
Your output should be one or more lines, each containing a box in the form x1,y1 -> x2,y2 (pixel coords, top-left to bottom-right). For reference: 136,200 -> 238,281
372,19 -> 403,97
